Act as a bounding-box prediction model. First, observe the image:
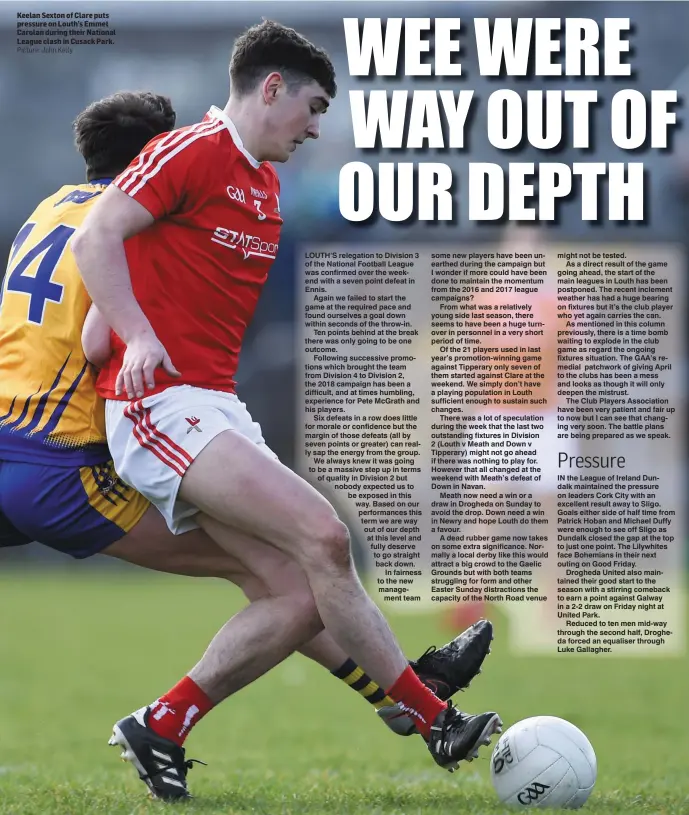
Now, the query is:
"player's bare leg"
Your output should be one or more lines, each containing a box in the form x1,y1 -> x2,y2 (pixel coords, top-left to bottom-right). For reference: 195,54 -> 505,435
195,515 -> 493,716
105,510 -> 492,716
109,493 -> 410,693
103,507 -> 326,802
103,507 -> 322,701
178,435 -> 409,686
104,502 -> 498,800
178,429 -> 501,765
194,515 -> 494,716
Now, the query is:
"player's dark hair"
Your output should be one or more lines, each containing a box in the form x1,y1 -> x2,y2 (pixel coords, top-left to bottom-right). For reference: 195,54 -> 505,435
230,20 -> 337,99
73,91 -> 176,181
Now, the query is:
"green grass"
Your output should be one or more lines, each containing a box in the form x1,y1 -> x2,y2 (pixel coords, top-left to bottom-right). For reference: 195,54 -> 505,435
0,571 -> 687,814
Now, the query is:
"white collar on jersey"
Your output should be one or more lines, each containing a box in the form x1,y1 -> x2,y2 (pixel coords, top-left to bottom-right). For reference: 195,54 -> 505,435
208,106 -> 261,169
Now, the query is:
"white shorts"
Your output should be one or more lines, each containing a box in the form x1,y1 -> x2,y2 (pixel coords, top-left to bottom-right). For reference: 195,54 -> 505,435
105,385 -> 278,534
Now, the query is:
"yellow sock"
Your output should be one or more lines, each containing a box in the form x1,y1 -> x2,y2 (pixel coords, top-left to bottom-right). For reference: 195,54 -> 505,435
331,658 -> 395,708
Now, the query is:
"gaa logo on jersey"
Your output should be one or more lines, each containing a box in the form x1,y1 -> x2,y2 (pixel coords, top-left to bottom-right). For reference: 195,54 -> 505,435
226,185 -> 246,204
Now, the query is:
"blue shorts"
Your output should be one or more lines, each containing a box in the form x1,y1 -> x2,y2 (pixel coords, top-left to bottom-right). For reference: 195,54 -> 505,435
0,459 -> 150,559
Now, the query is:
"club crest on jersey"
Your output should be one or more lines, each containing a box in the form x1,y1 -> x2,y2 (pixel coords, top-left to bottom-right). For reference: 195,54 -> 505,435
185,416 -> 202,433
211,226 -> 278,260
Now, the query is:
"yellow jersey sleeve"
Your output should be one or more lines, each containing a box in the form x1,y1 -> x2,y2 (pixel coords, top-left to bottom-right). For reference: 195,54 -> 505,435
0,183 -> 111,465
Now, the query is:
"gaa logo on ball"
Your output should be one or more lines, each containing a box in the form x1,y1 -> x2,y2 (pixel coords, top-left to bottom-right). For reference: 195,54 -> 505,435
490,716 -> 597,809
491,733 -> 515,775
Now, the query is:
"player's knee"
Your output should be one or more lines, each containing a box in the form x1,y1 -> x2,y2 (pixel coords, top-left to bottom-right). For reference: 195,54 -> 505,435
309,516 -> 352,571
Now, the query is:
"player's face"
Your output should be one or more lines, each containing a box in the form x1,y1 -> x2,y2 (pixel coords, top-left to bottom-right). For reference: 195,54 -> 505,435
267,81 -> 330,162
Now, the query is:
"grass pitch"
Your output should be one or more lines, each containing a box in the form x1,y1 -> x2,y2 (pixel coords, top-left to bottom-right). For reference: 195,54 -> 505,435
0,571 -> 687,814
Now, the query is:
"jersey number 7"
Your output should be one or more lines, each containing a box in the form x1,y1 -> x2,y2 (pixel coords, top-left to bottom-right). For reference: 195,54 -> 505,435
3,223 -> 75,325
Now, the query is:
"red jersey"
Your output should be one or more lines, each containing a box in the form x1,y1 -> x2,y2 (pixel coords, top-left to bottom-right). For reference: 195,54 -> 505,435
96,107 -> 282,399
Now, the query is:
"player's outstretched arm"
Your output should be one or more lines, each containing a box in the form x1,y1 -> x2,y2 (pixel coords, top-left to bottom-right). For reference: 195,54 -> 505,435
73,186 -> 153,342
82,304 -> 112,369
72,187 -> 180,398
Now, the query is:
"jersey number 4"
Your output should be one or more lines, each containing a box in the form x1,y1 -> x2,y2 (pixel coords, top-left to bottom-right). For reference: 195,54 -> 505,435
4,222 -> 75,324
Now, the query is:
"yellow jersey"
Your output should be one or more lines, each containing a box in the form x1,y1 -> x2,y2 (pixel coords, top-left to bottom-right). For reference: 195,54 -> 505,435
0,181 -> 111,465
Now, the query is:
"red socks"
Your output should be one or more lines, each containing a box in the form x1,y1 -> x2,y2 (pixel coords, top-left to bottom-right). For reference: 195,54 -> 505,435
147,676 -> 214,746
145,670 -> 444,746
386,665 -> 447,739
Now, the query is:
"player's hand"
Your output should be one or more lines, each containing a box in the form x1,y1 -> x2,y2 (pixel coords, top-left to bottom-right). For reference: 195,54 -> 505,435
115,333 -> 181,399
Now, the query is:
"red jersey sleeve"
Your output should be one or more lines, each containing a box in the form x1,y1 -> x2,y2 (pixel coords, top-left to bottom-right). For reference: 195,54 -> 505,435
113,125 -> 212,219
